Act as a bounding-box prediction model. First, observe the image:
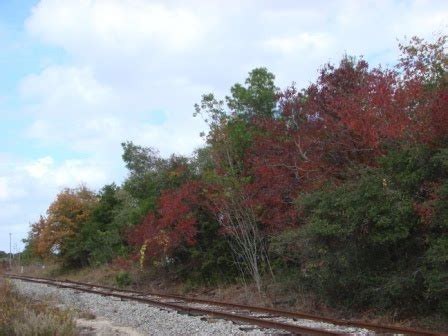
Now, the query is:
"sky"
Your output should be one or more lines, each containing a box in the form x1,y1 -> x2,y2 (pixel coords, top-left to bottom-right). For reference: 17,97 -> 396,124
0,0 -> 447,252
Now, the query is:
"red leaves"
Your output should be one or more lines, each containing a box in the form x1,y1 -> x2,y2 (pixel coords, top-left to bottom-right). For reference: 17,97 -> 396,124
244,42 -> 447,232
412,88 -> 448,144
297,60 -> 408,154
243,128 -> 301,231
257,51 -> 446,185
128,181 -> 203,258
130,36 -> 447,256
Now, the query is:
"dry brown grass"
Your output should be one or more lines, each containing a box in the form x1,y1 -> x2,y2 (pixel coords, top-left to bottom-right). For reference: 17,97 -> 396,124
11,263 -> 60,278
18,263 -> 120,286
53,264 -> 119,285
0,279 -> 77,336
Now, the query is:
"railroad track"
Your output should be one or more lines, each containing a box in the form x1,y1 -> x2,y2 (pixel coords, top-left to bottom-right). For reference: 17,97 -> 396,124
7,274 -> 443,336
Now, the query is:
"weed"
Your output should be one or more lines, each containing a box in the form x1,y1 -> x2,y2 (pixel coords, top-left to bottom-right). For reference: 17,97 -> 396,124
115,271 -> 132,288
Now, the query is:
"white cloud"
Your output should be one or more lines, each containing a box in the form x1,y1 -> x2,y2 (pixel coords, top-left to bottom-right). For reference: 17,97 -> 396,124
264,33 -> 333,54
20,65 -> 112,116
0,176 -> 26,202
0,177 -> 11,201
26,119 -> 54,143
20,62 -> 207,157
24,156 -> 53,178
26,0 -> 206,54
0,203 -> 21,219
24,156 -> 108,188
52,159 -> 108,187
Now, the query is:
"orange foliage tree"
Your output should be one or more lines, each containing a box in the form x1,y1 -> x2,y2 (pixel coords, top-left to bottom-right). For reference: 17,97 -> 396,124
30,186 -> 97,260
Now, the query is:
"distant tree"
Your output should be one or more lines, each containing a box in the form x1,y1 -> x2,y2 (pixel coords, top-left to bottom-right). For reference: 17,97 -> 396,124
29,186 -> 97,266
398,35 -> 448,144
20,34 -> 448,315
122,140 -> 193,202
121,141 -> 162,178
194,67 -> 278,134
226,67 -> 279,119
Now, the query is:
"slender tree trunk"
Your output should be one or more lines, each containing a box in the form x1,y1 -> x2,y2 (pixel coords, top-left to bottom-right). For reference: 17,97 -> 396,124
217,190 -> 269,293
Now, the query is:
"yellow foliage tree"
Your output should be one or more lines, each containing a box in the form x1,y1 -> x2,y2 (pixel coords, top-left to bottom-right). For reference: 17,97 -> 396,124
30,186 -> 97,258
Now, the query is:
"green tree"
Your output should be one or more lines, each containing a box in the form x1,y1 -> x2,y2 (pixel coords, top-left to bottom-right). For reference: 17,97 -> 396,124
77,184 -> 130,265
194,67 -> 278,133
227,67 -> 278,119
290,144 -> 448,314
121,141 -> 162,177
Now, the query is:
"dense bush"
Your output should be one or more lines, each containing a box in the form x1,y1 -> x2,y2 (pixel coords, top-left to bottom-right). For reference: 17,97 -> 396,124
282,145 -> 448,314
170,217 -> 237,285
422,151 -> 448,314
298,172 -> 421,310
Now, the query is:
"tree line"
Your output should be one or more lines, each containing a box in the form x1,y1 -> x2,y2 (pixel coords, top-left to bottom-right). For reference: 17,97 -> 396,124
23,35 -> 447,317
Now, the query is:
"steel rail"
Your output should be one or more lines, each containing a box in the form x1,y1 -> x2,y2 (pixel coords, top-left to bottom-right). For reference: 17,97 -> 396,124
8,274 -> 444,335
8,274 -> 345,336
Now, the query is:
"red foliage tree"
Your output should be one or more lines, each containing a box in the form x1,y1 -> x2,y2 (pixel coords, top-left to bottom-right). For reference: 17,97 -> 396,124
240,59 -> 407,231
128,180 -> 204,258
243,35 -> 447,232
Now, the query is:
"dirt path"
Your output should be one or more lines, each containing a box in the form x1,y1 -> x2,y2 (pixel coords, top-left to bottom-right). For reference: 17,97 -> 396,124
77,318 -> 143,336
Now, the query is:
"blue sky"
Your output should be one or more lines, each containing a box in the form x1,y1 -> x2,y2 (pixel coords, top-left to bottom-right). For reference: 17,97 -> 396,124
0,0 -> 447,252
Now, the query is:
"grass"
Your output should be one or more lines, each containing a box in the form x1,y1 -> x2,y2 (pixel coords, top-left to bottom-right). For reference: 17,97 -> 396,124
0,279 -> 77,336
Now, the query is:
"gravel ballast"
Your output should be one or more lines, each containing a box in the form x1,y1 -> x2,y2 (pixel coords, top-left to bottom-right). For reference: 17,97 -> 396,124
12,279 -> 268,336
12,279 -> 372,335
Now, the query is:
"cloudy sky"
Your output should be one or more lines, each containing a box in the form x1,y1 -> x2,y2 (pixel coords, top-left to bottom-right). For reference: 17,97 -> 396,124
0,0 -> 447,252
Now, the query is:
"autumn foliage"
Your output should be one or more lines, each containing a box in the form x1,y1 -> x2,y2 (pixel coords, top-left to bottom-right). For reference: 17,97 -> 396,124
128,180 -> 204,258
29,186 -> 97,259
24,35 -> 448,316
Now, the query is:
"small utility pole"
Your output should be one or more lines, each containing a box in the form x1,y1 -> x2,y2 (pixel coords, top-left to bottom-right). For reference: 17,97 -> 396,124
9,232 -> 12,269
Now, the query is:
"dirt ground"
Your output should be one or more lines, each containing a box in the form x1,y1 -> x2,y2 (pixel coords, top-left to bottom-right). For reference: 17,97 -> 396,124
77,318 -> 143,336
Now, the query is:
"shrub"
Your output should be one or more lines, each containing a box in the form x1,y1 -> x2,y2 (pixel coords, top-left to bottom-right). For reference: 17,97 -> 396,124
115,271 -> 132,287
297,170 -> 423,311
284,145 -> 448,315
423,179 -> 448,314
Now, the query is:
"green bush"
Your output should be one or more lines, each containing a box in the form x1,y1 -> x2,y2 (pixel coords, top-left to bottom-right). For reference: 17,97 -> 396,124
168,217 -> 237,286
423,180 -> 448,314
379,145 -> 441,198
294,169 -> 424,311
273,145 -> 448,315
115,271 -> 132,288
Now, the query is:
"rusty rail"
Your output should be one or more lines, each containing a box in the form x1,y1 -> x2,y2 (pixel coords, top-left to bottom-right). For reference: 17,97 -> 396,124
7,274 -> 444,335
